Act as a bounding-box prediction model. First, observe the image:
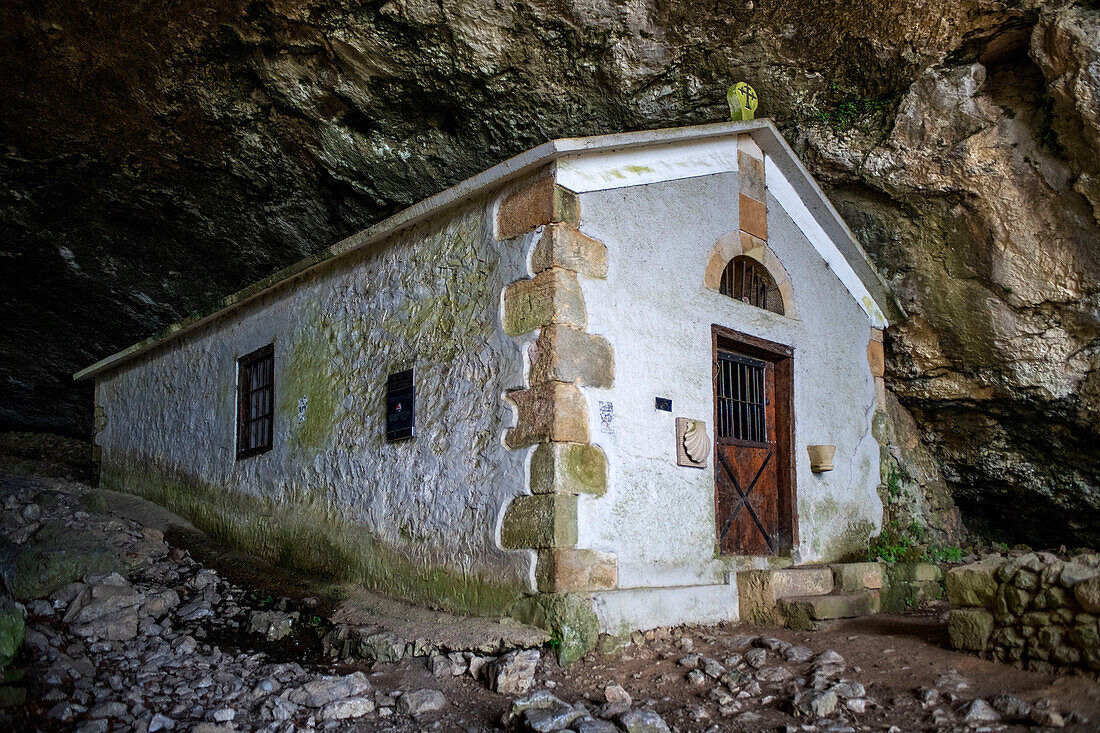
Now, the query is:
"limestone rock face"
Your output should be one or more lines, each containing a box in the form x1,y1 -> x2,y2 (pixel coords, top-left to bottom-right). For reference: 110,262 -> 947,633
2,1 -> 1098,542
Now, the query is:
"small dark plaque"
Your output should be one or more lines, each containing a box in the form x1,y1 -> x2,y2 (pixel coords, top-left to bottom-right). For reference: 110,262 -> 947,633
655,397 -> 672,412
386,368 -> 415,442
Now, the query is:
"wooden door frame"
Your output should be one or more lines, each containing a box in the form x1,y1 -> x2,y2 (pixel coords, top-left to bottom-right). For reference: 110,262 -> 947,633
711,324 -> 798,555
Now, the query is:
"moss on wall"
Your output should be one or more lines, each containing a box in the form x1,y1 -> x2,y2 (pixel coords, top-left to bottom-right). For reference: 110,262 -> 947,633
102,455 -> 526,617
278,308 -> 342,461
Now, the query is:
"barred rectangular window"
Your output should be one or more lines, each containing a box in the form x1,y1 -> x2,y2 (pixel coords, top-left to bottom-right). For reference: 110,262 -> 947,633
237,344 -> 274,458
716,351 -> 767,443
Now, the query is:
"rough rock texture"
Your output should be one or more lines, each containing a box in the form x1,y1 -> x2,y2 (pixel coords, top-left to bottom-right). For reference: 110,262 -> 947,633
2,1 -> 1098,542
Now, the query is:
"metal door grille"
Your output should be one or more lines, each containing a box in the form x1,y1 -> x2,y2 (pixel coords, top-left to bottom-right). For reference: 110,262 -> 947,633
719,257 -> 785,315
716,352 -> 766,442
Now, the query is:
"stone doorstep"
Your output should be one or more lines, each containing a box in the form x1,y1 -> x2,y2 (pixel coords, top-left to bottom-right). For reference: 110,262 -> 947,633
779,589 -> 882,622
736,566 -> 834,627
769,567 -> 835,599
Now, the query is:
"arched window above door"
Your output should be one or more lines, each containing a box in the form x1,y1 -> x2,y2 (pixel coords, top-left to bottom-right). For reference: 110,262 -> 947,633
704,232 -> 796,318
719,256 -> 785,315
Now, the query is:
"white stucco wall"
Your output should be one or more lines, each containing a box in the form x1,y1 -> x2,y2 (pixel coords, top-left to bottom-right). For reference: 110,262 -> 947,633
574,172 -> 883,590
94,199 -> 534,613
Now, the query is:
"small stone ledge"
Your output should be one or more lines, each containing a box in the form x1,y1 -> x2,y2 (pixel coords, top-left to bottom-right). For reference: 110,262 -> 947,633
505,382 -> 590,449
500,494 -> 578,549
501,269 -> 586,337
530,224 -> 607,278
496,177 -> 580,241
528,325 -> 613,388
535,548 -> 617,592
530,442 -> 607,497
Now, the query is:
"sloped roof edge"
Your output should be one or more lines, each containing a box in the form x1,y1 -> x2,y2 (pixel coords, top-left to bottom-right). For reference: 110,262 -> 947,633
75,119 -> 902,381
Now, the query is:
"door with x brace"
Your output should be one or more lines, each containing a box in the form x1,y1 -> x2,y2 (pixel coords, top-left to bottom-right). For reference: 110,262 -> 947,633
715,350 -> 779,555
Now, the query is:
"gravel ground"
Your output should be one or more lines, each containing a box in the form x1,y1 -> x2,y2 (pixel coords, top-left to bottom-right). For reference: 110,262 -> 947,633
2,440 -> 1100,732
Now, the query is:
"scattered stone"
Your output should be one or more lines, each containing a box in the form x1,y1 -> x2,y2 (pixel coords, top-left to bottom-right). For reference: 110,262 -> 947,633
961,699 -> 1001,723
148,713 -> 176,731
524,702 -> 583,732
1030,707 -> 1066,727
89,701 -> 127,718
755,666 -> 791,683
700,656 -> 726,678
615,709 -> 671,733
319,696 -> 375,720
793,690 -> 838,718
814,650 -> 844,667
288,671 -> 372,707
248,609 -> 297,641
677,653 -> 701,668
489,649 -> 540,695
744,648 -> 767,668
604,684 -> 631,705
783,645 -> 814,663
574,717 -> 619,733
47,700 -> 76,722
829,681 -> 865,699
397,688 -> 446,715
989,693 -> 1031,719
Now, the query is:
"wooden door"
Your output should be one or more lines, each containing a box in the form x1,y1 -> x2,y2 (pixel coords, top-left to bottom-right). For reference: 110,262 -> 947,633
715,350 -> 779,555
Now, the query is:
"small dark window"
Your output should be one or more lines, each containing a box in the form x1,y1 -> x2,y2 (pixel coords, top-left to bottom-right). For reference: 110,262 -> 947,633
719,256 -> 785,315
237,344 -> 274,458
716,352 -> 767,443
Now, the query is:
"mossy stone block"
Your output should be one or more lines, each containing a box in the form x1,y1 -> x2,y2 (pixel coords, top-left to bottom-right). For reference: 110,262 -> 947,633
536,548 -> 617,592
509,593 -> 598,665
530,442 -> 607,497
505,382 -> 589,449
948,608 -> 994,651
500,494 -> 578,549
528,325 -> 613,388
497,177 -> 580,240
530,224 -> 607,278
8,524 -> 122,600
945,560 -> 1001,607
502,268 -> 586,337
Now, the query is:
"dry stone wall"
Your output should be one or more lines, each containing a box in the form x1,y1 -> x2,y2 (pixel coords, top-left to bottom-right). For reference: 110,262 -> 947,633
946,552 -> 1100,678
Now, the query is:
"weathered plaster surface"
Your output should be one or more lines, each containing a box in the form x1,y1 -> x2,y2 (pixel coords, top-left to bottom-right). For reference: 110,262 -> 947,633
94,199 -> 533,614
575,172 -> 882,594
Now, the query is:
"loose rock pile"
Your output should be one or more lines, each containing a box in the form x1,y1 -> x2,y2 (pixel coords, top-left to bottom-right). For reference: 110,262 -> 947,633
0,474 -> 494,730
2,471 -> 1095,731
947,550 -> 1100,677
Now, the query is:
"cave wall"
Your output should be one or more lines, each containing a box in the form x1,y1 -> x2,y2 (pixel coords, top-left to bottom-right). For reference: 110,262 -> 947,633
2,0 -> 1097,545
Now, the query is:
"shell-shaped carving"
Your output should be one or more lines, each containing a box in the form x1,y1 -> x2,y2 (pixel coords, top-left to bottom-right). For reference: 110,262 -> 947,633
682,420 -> 711,464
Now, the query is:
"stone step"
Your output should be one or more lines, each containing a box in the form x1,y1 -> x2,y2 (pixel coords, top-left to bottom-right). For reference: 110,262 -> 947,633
736,566 -> 834,625
770,567 -> 835,599
830,562 -> 884,593
777,590 -> 881,630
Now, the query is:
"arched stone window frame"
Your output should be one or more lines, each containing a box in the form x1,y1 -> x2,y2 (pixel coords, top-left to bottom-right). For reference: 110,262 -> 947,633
704,232 -> 797,319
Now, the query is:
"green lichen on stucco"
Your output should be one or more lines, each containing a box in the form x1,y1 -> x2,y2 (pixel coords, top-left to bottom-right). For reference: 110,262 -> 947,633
389,216 -> 497,363
103,457 -> 525,616
279,309 -> 341,460
808,496 -> 878,561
